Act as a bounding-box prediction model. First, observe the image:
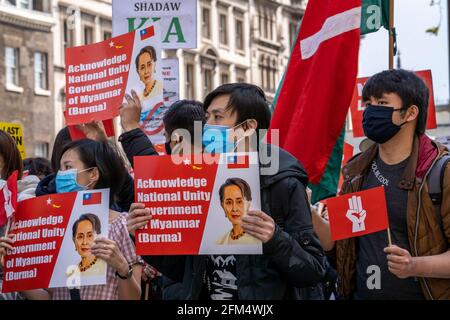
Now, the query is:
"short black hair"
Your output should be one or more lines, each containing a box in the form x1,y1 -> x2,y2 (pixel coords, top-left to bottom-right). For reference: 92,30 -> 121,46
219,178 -> 252,203
23,157 -> 52,178
135,46 -> 157,72
362,69 -> 429,135
72,213 -> 101,239
60,139 -> 127,204
203,83 -> 272,134
163,100 -> 205,144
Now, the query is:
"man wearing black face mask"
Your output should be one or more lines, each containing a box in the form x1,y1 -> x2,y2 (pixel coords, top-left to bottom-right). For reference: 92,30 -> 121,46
313,69 -> 450,300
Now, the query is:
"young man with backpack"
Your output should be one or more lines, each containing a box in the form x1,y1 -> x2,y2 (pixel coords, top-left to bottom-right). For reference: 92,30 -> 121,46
313,69 -> 450,300
126,83 -> 328,299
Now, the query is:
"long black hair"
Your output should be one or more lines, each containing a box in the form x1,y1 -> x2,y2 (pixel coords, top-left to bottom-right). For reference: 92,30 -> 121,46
60,139 -> 127,204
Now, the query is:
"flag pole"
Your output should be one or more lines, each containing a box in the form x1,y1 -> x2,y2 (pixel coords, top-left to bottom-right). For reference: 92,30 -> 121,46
387,228 -> 392,246
4,217 -> 11,237
388,0 -> 395,69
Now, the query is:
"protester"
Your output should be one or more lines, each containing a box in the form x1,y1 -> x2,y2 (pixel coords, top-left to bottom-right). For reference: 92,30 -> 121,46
118,92 -> 206,299
15,138 -> 143,300
313,69 -> 450,300
126,83 -> 328,299
37,125 -> 134,212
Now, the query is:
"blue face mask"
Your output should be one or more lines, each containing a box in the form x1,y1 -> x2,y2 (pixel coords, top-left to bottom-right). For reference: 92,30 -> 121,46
55,168 -> 93,193
202,124 -> 236,154
362,104 -> 407,144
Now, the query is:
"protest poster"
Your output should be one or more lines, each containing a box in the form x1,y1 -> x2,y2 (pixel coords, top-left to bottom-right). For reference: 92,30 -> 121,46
0,122 -> 26,159
1,189 -> 109,293
162,58 -> 179,107
349,70 -> 437,138
112,0 -> 198,49
65,24 -> 165,144
133,152 -> 262,255
326,186 -> 389,241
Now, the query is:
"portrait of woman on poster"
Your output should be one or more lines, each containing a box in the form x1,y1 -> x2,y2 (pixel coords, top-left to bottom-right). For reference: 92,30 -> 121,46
135,46 -> 163,122
67,213 -> 106,278
216,178 -> 260,245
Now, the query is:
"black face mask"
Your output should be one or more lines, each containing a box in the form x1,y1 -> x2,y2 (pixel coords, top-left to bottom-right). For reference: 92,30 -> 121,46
362,104 -> 407,144
165,141 -> 172,155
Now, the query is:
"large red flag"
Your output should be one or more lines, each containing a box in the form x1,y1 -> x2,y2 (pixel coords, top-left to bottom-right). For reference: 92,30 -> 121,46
269,0 -> 361,184
327,186 -> 389,241
0,170 -> 18,227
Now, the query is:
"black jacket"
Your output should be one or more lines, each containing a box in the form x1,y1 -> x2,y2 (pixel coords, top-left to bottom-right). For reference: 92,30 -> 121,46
118,128 -> 158,166
120,129 -> 328,299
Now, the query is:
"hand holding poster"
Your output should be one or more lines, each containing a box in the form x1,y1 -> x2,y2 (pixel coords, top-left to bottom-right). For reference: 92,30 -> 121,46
1,189 -> 109,293
133,153 -> 262,255
326,186 -> 389,241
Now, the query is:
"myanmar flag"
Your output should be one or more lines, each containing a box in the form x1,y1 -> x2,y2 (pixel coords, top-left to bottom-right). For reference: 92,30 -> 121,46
269,0 -> 361,203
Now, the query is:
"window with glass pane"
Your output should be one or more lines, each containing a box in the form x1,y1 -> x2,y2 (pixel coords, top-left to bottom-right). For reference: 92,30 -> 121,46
63,19 -> 75,48
34,52 -> 48,90
186,64 -> 194,100
18,0 -> 31,9
219,14 -> 228,45
203,69 -> 213,97
103,31 -> 112,40
202,8 -> 211,39
35,142 -> 49,158
221,73 -> 229,85
235,19 -> 244,51
33,0 -> 45,12
84,26 -> 94,45
5,47 -> 19,86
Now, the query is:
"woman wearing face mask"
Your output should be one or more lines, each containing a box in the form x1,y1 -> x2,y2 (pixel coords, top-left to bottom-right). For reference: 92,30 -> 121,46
36,125 -> 135,213
19,139 -> 142,300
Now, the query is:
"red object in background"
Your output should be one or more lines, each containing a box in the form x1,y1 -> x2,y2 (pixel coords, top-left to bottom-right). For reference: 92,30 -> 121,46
67,119 -> 115,141
327,186 -> 389,241
350,70 -> 437,138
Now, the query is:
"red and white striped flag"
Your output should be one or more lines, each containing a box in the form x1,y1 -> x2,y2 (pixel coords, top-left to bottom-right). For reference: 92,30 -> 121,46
270,0 -> 361,184
0,170 -> 18,227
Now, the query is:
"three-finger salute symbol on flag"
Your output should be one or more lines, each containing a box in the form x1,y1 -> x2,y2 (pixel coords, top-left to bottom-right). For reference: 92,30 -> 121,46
346,195 -> 367,233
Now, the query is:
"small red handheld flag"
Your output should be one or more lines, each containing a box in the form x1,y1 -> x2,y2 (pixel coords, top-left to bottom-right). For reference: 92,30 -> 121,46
0,170 -> 18,226
327,186 -> 389,241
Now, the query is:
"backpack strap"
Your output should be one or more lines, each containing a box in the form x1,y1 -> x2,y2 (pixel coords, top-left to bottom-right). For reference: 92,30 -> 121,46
427,154 -> 450,232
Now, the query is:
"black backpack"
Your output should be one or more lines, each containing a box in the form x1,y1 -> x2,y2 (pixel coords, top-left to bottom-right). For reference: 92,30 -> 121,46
427,154 -> 450,238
